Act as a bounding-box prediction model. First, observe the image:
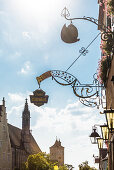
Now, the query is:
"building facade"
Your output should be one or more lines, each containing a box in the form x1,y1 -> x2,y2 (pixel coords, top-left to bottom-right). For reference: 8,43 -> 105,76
0,98 -> 41,170
0,98 -> 12,170
98,0 -> 114,169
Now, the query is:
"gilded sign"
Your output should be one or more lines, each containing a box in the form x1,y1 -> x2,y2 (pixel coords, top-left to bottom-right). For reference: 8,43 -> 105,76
30,89 -> 49,107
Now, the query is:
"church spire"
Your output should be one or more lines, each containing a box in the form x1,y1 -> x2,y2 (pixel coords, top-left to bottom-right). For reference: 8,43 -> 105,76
22,99 -> 30,131
22,99 -> 30,143
24,99 -> 29,111
2,97 -> 5,107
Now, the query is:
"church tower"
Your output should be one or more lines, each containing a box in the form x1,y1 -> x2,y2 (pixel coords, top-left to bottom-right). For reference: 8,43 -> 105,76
0,98 -> 12,170
21,99 -> 30,144
50,138 -> 64,166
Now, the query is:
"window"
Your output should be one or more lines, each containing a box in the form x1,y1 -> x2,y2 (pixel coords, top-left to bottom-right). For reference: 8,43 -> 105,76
7,153 -> 10,162
2,125 -> 5,131
0,140 -> 2,147
3,152 -> 5,160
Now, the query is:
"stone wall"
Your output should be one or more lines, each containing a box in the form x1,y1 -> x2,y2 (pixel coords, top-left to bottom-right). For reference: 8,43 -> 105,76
50,145 -> 64,166
0,101 -> 12,170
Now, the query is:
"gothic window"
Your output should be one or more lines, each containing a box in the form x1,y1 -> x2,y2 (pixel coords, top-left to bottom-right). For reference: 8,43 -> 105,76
0,140 -> 2,147
2,124 -> 5,131
7,153 -> 10,162
3,152 -> 5,160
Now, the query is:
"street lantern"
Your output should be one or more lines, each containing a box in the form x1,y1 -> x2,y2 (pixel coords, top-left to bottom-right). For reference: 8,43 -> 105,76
89,126 -> 100,144
104,109 -> 114,132
54,165 -> 58,170
100,124 -> 109,141
97,138 -> 104,149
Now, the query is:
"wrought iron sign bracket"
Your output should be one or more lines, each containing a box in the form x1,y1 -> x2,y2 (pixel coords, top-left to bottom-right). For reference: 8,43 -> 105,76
61,7 -> 113,42
35,70 -> 105,108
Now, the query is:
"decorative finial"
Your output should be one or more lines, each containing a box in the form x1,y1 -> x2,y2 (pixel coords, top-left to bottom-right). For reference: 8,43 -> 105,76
25,98 -> 28,104
24,98 -> 29,111
2,97 -> 5,106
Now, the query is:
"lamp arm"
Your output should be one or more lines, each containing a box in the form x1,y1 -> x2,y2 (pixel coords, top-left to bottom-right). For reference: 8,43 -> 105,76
93,124 -> 102,128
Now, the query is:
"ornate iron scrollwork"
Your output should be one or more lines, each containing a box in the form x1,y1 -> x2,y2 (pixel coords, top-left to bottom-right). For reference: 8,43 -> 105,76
61,7 -> 113,43
101,32 -> 114,41
79,47 -> 88,56
79,98 -> 98,108
36,70 -> 105,108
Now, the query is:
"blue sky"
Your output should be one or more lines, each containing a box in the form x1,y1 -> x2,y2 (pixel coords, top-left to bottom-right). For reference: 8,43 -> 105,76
0,0 -> 107,169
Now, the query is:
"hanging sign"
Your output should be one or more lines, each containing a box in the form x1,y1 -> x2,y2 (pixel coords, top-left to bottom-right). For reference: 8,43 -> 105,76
30,89 -> 49,107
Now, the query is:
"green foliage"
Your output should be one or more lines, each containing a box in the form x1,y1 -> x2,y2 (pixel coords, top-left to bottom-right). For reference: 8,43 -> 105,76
23,152 -> 54,170
22,152 -> 68,170
59,165 -> 68,170
107,0 -> 114,15
78,161 -> 97,170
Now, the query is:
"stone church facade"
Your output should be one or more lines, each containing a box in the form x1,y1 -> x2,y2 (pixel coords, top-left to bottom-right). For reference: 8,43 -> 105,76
0,98 -> 65,169
0,98 -> 12,170
0,98 -> 41,170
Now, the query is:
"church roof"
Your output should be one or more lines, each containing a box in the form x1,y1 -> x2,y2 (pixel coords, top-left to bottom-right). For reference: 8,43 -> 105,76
8,123 -> 41,154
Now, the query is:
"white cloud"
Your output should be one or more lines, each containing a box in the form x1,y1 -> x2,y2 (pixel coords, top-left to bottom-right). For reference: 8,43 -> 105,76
44,55 -> 49,61
10,51 -> 21,59
0,49 -> 3,57
18,61 -> 32,75
8,92 -> 25,103
22,32 -> 31,39
0,10 -> 5,15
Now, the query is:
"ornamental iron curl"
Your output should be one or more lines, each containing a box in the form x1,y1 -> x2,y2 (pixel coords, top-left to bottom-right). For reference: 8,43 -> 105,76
36,70 -> 105,108
61,7 -> 113,42
79,47 -> 88,56
101,32 -> 114,41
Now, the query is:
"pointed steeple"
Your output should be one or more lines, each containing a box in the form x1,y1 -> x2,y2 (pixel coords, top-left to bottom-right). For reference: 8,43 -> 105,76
24,99 -> 29,111
22,99 -> 31,143
2,97 -> 5,107
22,99 -> 30,131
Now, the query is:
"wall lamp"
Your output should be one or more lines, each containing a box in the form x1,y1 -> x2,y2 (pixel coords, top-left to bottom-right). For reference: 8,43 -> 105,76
89,126 -> 100,144
100,124 -> 109,141
97,138 -> 104,149
89,123 -> 110,145
104,109 -> 114,133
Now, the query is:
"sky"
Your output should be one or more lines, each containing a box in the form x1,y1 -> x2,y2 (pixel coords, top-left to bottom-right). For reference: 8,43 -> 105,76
0,0 -> 107,169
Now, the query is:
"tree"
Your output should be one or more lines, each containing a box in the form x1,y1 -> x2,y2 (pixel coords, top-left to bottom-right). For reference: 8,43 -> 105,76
78,161 -> 97,170
59,165 -> 68,170
22,152 -> 68,170
23,152 -> 54,170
